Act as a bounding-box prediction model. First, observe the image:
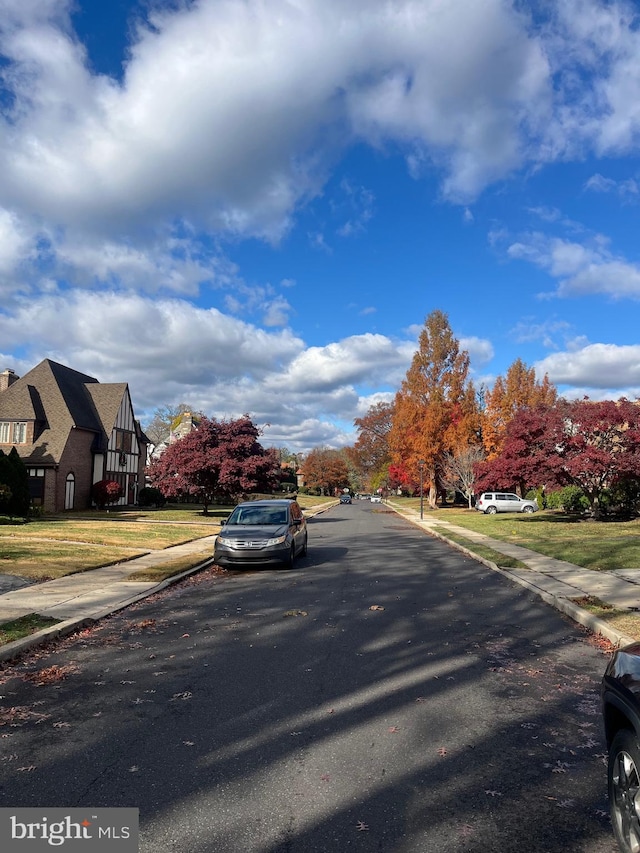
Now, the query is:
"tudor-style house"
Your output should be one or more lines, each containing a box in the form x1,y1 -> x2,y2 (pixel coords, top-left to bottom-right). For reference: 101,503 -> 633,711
0,360 -> 149,513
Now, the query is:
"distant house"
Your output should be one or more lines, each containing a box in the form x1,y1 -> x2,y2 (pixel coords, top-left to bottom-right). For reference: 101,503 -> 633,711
169,411 -> 200,443
0,360 -> 149,513
148,411 -> 200,461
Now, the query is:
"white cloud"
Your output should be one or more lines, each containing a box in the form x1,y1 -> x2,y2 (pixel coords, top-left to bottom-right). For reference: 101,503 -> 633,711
510,318 -> 572,349
506,232 -> 640,299
0,290 -> 304,384
535,342 -> 640,391
0,290 -> 419,451
0,0 -> 555,245
459,336 -> 494,366
0,209 -> 35,281
585,172 -> 640,198
266,333 -> 408,394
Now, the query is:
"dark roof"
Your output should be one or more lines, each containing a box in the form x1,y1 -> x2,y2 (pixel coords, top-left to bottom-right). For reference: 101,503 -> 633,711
0,359 -> 130,464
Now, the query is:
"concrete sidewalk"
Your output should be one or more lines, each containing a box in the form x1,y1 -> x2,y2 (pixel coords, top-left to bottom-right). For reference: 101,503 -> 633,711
0,534 -> 221,661
387,501 -> 640,649
1,500 -> 640,662
0,502 -> 336,661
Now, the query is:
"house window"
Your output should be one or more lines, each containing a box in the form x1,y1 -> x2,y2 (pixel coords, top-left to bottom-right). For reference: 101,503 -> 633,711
28,468 -> 45,506
0,422 -> 27,444
115,430 -> 133,453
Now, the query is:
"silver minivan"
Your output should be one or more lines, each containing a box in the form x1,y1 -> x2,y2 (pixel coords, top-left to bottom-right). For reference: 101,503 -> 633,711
476,492 -> 537,514
214,499 -> 308,568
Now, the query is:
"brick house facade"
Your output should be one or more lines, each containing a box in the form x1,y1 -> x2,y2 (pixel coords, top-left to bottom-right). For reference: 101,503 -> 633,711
0,360 -> 149,513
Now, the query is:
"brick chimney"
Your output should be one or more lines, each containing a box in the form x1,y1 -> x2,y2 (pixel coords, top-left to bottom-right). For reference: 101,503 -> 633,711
0,369 -> 18,392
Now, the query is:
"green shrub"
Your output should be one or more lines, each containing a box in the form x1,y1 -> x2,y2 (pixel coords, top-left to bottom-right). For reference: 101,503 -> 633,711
604,477 -> 640,518
138,486 -> 166,508
546,486 -> 588,513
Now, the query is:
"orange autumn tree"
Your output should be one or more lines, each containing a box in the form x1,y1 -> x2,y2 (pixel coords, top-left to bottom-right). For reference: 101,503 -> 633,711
481,359 -> 557,460
389,310 -> 479,508
352,401 -> 394,491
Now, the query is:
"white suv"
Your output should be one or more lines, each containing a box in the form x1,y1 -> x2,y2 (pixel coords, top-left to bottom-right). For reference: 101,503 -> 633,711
476,492 -> 537,514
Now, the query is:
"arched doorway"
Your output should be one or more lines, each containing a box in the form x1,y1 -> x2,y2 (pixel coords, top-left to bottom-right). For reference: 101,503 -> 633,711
65,473 -> 75,510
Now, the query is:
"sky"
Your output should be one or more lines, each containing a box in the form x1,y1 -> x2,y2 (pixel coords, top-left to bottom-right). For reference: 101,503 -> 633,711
1,0 -> 640,453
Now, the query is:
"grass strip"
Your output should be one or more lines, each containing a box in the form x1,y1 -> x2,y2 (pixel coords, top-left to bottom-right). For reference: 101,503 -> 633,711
125,554 -> 217,583
572,595 -> 640,642
434,529 -> 529,570
0,614 -> 61,645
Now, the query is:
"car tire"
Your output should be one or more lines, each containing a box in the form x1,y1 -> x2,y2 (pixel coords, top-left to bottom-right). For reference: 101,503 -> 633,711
485,506 -> 497,514
285,543 -> 296,570
609,728 -> 640,853
523,505 -> 535,513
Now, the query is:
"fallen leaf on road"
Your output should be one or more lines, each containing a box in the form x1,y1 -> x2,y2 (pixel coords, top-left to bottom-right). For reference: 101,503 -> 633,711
356,821 -> 369,831
369,605 -> 385,611
388,726 -> 400,733
437,747 -> 447,757
283,610 -> 308,617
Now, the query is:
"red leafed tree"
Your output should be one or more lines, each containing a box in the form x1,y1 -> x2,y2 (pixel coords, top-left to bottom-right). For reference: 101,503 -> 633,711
481,359 -> 557,460
475,398 -> 640,516
474,405 -> 561,498
148,415 -> 280,513
92,479 -> 124,510
387,462 -> 414,493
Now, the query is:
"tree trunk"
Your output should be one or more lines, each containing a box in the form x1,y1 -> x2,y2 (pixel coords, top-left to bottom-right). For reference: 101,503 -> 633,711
427,474 -> 438,509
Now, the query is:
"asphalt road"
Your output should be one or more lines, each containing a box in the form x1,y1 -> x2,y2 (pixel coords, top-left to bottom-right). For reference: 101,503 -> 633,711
0,501 -> 619,852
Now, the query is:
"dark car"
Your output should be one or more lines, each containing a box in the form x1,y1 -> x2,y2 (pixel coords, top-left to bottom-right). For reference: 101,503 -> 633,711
213,499 -> 307,569
602,643 -> 640,851
339,494 -> 352,504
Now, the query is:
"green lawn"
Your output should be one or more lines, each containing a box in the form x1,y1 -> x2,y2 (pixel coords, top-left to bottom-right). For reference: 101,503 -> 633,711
390,498 -> 640,571
0,497 -> 336,582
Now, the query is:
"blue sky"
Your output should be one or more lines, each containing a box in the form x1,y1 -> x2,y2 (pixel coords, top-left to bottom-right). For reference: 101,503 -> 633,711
1,0 -> 640,452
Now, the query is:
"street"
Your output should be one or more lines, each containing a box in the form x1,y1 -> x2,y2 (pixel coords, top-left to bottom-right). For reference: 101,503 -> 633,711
0,502 -> 618,852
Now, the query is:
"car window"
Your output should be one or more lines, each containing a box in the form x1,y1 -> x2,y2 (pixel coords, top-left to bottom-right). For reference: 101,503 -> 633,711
228,506 -> 288,525
506,494 -> 520,501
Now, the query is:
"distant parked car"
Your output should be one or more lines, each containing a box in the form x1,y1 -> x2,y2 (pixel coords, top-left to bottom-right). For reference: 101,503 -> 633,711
602,643 -> 640,852
370,494 -> 382,503
214,499 -> 307,569
339,494 -> 352,504
475,492 -> 537,514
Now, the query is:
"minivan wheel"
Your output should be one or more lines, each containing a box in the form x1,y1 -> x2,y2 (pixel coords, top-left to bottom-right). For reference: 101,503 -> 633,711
609,728 -> 640,853
523,505 -> 535,514
285,544 -> 296,570
486,506 -> 497,514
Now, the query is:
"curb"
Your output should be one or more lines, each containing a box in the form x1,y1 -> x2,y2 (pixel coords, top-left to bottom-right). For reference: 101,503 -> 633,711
0,501 -> 335,664
386,503 -> 636,650
0,557 -> 219,664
